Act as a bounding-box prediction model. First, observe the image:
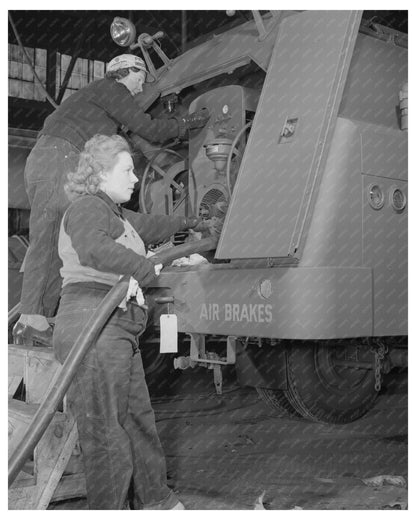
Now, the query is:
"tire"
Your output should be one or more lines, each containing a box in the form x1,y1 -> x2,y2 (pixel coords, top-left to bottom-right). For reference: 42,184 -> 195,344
283,343 -> 379,424
256,387 -> 302,418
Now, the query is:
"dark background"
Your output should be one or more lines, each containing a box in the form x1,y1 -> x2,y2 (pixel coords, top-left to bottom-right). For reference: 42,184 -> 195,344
8,10 -> 408,61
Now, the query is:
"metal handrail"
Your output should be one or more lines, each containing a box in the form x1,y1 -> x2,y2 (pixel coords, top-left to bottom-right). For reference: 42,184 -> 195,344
8,236 -> 218,487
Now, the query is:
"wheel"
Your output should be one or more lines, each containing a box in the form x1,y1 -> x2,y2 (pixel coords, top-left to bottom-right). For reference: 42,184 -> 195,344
240,343 -> 301,418
256,387 -> 302,418
140,328 -> 179,396
283,343 -> 379,424
139,148 -> 188,216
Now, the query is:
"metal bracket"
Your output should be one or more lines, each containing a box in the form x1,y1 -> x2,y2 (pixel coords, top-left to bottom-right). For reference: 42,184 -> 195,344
131,32 -> 171,81
213,365 -> 223,395
188,334 -> 236,395
252,10 -> 282,41
189,333 -> 236,365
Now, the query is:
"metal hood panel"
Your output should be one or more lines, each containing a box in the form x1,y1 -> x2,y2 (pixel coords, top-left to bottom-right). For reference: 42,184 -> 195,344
155,13 -> 296,96
216,11 -> 362,260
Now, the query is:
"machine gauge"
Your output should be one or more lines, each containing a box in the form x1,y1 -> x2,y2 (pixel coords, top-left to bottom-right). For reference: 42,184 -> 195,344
389,186 -> 406,212
367,184 -> 384,210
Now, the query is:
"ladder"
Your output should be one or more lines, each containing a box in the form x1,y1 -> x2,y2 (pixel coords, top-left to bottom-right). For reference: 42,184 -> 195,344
8,344 -> 86,509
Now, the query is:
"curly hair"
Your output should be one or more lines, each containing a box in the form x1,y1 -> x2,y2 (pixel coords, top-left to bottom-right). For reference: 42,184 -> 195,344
65,134 -> 131,201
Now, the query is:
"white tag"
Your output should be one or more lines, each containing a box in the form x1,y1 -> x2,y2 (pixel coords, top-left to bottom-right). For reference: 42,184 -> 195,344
160,314 -> 178,353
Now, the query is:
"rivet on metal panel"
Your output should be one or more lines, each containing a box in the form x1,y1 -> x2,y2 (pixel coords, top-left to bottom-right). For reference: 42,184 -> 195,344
258,279 -> 272,299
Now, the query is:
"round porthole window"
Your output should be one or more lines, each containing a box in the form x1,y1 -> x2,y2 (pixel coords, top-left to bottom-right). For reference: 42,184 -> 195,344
367,184 -> 384,210
389,186 -> 406,212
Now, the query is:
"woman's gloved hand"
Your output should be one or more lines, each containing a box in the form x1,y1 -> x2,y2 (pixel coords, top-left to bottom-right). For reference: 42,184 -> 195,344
180,216 -> 211,231
139,257 -> 163,286
183,216 -> 225,237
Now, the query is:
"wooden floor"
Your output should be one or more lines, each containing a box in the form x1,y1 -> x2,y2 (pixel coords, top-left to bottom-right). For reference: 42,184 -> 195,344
49,366 -> 408,510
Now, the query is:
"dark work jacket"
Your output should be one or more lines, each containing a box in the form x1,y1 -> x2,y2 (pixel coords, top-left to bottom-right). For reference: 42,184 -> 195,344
60,191 -> 186,286
40,78 -> 179,151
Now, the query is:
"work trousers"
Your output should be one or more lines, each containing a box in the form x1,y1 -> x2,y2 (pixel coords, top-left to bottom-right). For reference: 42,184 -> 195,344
20,135 -> 80,316
53,282 -> 178,510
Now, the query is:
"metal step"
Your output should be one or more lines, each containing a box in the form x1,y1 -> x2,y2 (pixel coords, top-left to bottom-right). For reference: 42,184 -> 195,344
8,344 -> 55,357
8,399 -> 67,458
8,340 -> 87,507
8,397 -> 78,509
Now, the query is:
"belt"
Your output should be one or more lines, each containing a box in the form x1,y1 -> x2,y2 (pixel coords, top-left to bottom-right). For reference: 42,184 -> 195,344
61,281 -> 144,308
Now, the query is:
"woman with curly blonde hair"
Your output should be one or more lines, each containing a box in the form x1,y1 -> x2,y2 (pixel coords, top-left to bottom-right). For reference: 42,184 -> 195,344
65,134 -> 130,201
53,134 -> 202,510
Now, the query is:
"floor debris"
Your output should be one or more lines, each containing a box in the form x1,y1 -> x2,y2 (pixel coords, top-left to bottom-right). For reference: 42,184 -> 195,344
48,368 -> 407,510
254,491 -> 266,510
361,475 -> 407,488
381,501 -> 407,510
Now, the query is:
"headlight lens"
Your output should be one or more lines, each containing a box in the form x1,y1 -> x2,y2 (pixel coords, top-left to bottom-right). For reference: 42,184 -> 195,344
110,17 -> 136,47
390,187 -> 407,212
367,184 -> 384,210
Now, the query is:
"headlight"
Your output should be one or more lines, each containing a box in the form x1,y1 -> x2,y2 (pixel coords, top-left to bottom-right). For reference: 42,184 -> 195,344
389,186 -> 406,212
110,17 -> 136,47
367,184 -> 384,210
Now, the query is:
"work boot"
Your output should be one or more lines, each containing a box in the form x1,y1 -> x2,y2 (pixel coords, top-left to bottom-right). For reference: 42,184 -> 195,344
12,321 -> 53,347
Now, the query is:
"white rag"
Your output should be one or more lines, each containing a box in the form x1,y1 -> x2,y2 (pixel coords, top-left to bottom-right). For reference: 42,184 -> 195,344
118,252 -> 163,310
171,253 -> 208,267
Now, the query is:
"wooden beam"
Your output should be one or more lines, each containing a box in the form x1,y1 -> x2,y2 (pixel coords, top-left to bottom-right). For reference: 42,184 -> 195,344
56,27 -> 87,105
46,48 -> 57,100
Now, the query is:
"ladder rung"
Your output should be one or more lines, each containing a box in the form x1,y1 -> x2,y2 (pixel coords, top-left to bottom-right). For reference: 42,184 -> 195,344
8,344 -> 55,358
9,398 -> 68,465
9,399 -> 67,422
9,399 -> 39,421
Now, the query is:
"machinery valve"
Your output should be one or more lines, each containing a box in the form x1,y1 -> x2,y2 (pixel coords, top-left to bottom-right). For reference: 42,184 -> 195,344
177,108 -> 210,139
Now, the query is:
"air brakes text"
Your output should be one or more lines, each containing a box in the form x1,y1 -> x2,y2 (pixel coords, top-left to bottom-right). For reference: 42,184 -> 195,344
200,303 -> 273,323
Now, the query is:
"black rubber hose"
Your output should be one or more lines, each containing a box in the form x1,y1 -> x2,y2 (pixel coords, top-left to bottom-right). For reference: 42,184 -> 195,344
8,236 -> 218,487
